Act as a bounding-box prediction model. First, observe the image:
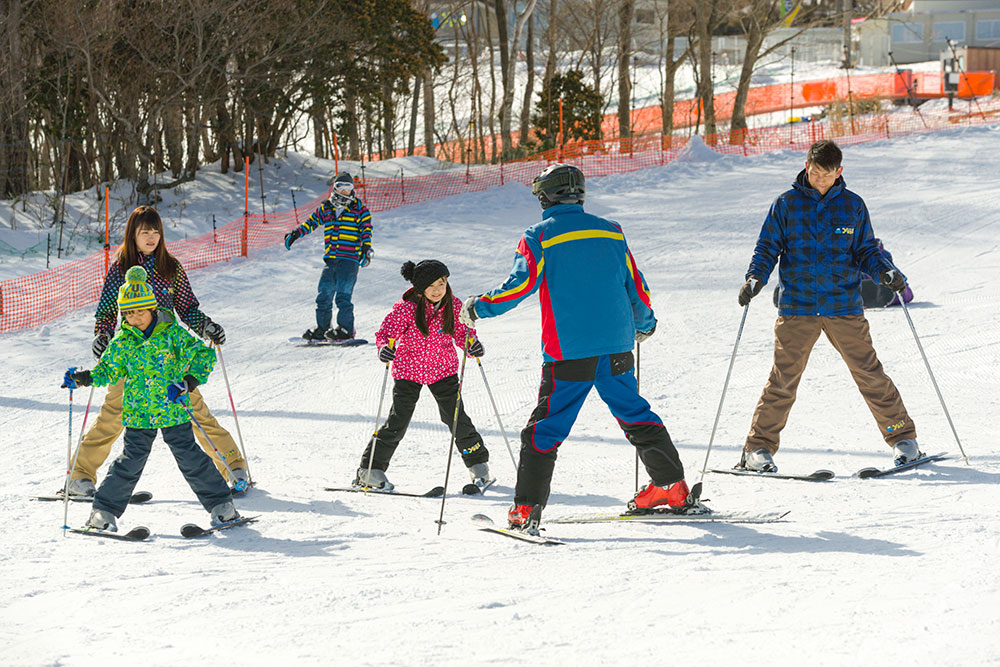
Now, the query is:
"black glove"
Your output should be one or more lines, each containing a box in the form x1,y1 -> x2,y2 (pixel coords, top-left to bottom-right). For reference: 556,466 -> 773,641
738,277 -> 763,307
92,333 -> 110,359
61,368 -> 92,389
467,338 -> 485,357
636,322 -> 656,344
879,269 -> 906,293
198,318 -> 226,345
284,228 -> 302,250
360,245 -> 374,268
379,345 -> 396,363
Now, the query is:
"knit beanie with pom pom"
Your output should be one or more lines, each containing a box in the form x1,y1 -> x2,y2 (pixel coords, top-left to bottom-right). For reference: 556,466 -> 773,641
400,259 -> 449,293
117,265 -> 158,312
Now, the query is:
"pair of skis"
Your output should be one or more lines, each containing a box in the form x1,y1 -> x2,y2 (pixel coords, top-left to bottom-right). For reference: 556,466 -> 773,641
472,483 -> 789,546
67,515 -> 258,542
708,451 -> 948,481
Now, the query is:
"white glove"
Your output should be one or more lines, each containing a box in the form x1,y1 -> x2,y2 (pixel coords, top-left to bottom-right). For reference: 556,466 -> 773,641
459,296 -> 479,328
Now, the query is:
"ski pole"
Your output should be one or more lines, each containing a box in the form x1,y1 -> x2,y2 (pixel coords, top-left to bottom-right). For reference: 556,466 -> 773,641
61,382 -> 74,534
62,384 -> 96,533
698,304 -> 750,482
475,357 -> 517,470
436,337 -> 471,535
215,346 -> 253,484
635,342 -> 641,492
899,298 -> 969,464
364,338 -> 395,492
183,402 -> 244,489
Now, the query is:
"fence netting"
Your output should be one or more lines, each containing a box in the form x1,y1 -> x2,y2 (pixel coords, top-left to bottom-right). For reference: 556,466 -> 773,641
2,91 -> 998,333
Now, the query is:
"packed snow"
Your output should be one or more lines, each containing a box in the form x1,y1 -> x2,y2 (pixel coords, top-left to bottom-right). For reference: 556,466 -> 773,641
2,126 -> 999,666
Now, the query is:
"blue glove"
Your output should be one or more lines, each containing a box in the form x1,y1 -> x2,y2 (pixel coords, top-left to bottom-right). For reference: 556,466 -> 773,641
167,381 -> 187,404
284,229 -> 302,250
62,366 -> 78,389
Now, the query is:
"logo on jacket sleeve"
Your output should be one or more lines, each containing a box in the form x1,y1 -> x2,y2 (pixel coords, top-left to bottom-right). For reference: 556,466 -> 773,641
833,227 -> 854,235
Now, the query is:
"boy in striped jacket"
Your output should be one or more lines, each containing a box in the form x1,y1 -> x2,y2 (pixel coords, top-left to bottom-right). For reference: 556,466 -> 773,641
284,171 -> 373,341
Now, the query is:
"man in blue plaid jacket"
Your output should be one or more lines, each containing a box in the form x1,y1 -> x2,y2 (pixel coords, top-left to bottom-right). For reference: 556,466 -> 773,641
736,139 -> 922,473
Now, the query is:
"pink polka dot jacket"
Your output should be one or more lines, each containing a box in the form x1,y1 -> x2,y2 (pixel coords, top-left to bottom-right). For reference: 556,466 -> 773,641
95,254 -> 208,338
375,289 -> 478,385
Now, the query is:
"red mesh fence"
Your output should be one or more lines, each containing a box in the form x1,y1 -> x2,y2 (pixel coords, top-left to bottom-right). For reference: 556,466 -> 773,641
2,90 -> 998,333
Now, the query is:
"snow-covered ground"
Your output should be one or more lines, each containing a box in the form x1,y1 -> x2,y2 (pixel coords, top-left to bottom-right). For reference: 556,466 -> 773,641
2,126 -> 999,666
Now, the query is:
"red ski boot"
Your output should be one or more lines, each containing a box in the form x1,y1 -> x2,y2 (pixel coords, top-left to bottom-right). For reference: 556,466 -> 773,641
507,504 -> 542,535
628,479 -> 691,511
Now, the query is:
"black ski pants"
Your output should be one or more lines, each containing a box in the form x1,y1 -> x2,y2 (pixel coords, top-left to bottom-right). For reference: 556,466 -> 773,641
515,352 -> 684,507
93,423 -> 232,517
359,375 -> 489,472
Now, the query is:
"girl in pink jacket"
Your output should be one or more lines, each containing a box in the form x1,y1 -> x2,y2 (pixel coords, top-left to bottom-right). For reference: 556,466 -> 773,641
354,260 -> 493,492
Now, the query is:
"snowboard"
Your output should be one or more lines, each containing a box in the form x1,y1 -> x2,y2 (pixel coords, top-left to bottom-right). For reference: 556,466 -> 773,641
288,336 -> 368,347
856,452 -> 947,479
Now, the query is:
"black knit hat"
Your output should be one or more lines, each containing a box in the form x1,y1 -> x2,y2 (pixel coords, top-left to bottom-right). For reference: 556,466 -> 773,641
401,260 -> 450,293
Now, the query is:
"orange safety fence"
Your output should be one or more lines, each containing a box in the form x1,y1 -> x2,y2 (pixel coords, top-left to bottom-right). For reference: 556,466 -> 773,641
2,91 -> 999,333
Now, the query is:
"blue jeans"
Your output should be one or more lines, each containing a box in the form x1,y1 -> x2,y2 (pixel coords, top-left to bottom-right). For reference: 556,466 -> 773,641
316,258 -> 359,332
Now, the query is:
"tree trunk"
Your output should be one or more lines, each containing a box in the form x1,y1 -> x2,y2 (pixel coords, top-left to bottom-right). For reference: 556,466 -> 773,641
729,23 -> 765,144
617,0 -> 635,139
346,91 -> 360,160
1,0 -> 30,196
164,103 -> 184,177
695,0 -> 717,139
312,104 -> 326,158
423,71 -> 436,158
495,0 -> 512,158
518,13 -> 535,149
184,102 -> 200,176
408,75 -> 420,156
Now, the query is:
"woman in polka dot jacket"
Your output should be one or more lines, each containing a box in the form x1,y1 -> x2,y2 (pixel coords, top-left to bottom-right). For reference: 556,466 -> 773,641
354,260 -> 493,492
66,206 -> 249,497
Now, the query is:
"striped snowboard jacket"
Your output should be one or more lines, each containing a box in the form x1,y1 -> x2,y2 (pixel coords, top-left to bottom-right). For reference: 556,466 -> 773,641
295,196 -> 373,262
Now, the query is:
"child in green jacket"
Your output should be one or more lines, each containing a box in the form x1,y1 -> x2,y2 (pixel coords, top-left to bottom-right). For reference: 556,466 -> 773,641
62,266 -> 238,532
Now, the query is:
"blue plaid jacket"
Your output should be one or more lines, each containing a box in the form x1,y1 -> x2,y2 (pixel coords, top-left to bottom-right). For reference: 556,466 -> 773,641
747,170 -> 898,317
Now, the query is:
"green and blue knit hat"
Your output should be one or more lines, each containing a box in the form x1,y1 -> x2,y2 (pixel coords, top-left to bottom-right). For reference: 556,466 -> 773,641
117,266 -> 157,312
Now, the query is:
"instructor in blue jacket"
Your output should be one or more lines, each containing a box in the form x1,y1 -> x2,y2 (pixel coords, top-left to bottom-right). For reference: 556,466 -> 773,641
459,164 -> 693,535
736,139 -> 921,474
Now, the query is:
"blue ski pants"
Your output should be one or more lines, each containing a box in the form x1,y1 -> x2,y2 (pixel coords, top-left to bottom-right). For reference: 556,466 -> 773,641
516,352 -> 684,506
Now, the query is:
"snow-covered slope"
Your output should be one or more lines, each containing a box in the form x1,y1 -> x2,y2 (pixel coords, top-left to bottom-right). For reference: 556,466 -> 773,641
1,126 -> 998,666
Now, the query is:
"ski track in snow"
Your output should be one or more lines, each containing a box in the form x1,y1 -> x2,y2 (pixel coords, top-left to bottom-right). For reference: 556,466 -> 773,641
2,126 -> 999,666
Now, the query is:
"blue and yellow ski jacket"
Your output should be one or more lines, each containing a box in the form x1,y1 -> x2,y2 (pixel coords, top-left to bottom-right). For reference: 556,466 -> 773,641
474,204 -> 655,362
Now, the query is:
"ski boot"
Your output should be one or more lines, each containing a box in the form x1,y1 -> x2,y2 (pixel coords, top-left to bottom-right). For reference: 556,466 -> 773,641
67,478 -> 96,497
891,439 -> 924,466
507,504 -> 542,536
85,508 -> 117,532
739,448 -> 778,473
303,326 -> 326,341
209,501 -> 240,527
467,462 -> 495,492
228,468 -> 250,494
325,325 -> 355,342
353,467 -> 394,492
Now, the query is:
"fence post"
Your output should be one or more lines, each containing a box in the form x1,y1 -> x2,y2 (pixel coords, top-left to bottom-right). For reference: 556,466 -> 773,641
400,168 -> 405,203
333,131 -> 339,175
499,157 -> 504,186
46,233 -> 51,269
212,214 -> 217,243
242,155 -> 249,258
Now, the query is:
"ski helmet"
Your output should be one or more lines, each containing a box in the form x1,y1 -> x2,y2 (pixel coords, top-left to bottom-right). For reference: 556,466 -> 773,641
531,163 -> 585,209
331,171 -> 355,205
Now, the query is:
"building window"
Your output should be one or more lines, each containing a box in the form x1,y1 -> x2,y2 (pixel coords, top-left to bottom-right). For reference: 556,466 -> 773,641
976,20 -> 1000,41
635,9 -> 654,25
932,21 -> 965,43
891,22 -> 923,44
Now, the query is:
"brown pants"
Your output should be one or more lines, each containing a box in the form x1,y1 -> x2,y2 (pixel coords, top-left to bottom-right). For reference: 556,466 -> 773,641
71,379 -> 246,483
745,314 -> 916,454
